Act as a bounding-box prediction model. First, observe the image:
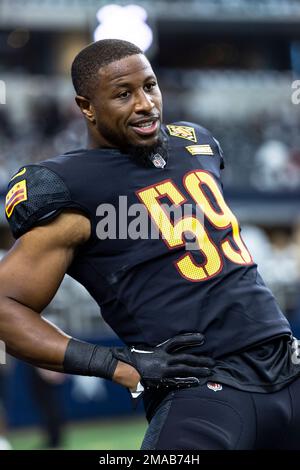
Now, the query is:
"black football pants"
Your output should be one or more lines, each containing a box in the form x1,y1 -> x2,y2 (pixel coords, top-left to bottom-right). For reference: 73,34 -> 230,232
141,377 -> 300,450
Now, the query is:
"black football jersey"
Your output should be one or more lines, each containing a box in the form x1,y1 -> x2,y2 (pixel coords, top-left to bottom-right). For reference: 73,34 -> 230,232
5,122 -> 291,363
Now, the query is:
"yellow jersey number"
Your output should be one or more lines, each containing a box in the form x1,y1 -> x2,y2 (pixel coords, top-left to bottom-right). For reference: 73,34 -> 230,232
137,170 -> 252,282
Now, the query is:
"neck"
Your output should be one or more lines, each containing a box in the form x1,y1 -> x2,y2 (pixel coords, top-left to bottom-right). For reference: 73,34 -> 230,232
86,126 -> 115,150
86,130 -> 102,150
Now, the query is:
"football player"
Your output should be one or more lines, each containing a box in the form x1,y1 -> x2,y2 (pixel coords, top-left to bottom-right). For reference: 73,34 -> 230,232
0,39 -> 300,449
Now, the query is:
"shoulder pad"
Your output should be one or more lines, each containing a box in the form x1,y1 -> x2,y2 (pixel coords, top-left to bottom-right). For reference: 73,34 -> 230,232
5,165 -> 73,238
165,121 -> 225,169
212,137 -> 225,169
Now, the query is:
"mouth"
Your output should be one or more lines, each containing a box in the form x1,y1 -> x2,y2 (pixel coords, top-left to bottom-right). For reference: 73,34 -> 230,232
129,117 -> 160,136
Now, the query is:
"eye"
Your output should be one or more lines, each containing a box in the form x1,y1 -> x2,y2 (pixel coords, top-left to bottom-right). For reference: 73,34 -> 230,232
118,90 -> 130,99
144,82 -> 157,92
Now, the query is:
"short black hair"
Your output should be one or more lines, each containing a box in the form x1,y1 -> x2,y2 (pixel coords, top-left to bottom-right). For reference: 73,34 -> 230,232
71,39 -> 143,98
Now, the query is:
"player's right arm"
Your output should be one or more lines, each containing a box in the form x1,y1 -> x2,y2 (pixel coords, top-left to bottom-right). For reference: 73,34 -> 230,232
0,210 -> 141,387
0,210 -> 88,370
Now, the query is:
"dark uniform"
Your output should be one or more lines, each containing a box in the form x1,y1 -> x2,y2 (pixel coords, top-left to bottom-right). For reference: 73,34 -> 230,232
5,122 -> 300,449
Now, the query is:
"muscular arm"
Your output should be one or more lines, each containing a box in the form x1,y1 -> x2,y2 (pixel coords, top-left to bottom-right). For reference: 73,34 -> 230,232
0,211 -> 89,369
0,211 -> 139,387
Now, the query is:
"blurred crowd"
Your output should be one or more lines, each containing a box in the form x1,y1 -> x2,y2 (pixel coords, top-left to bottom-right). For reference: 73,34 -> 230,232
207,111 -> 300,191
1,73 -> 300,193
0,99 -> 86,193
242,223 -> 300,323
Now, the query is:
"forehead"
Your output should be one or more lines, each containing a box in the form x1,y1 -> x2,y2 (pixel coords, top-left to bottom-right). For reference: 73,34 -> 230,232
98,54 -> 155,88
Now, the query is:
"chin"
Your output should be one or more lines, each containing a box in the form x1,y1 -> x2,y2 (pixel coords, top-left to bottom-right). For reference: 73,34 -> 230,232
137,135 -> 159,147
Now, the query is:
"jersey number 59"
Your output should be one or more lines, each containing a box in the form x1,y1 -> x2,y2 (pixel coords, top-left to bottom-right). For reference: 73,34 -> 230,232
137,170 -> 252,282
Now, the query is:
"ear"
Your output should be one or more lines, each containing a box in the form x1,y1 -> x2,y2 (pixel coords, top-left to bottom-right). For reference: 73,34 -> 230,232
75,95 -> 96,123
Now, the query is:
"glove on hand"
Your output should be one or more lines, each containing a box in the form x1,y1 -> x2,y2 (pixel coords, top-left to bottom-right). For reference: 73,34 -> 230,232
112,332 -> 215,390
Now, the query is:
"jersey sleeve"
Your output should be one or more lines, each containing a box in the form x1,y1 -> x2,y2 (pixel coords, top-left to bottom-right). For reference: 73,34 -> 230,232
5,164 -> 78,238
193,122 -> 225,170
212,136 -> 225,169
172,121 -> 225,170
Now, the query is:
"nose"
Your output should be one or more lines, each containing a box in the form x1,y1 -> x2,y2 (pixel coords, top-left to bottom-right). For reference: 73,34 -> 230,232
134,90 -> 155,113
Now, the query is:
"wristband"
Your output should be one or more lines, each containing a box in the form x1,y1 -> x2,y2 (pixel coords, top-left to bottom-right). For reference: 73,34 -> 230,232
63,338 -> 118,380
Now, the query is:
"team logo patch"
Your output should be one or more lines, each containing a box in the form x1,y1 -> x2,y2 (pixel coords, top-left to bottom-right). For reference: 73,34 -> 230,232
186,145 -> 214,156
207,382 -> 223,392
166,125 -> 197,143
10,167 -> 26,181
5,179 -> 27,218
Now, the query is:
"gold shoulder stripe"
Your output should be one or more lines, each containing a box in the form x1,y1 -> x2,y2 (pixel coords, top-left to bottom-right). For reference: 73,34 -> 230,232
5,179 -> 27,218
166,125 -> 197,143
10,167 -> 26,181
186,145 -> 214,156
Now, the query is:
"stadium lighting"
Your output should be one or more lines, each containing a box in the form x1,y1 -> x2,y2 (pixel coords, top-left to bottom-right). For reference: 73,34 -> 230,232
93,4 -> 153,52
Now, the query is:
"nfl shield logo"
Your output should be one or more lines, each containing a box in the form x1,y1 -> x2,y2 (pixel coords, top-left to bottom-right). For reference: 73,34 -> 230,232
207,382 -> 223,392
151,153 -> 166,168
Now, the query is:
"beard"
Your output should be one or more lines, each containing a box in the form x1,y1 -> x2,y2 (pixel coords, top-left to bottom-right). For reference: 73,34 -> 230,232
95,120 -> 168,167
125,131 -> 169,168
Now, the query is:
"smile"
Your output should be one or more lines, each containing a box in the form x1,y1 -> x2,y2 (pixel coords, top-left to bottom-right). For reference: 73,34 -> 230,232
130,120 -> 159,136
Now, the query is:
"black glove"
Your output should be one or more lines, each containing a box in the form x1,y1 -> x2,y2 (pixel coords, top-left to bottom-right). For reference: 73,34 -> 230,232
112,332 -> 215,390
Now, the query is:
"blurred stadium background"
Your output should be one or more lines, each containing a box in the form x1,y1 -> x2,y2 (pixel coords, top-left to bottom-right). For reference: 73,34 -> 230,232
0,0 -> 300,450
